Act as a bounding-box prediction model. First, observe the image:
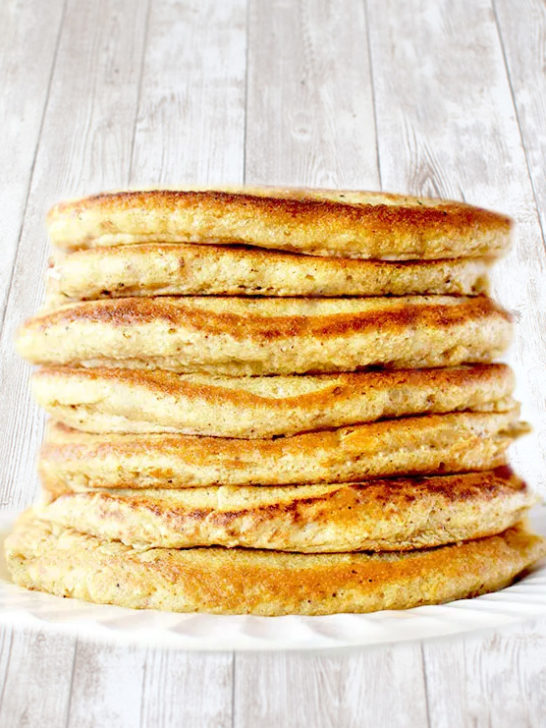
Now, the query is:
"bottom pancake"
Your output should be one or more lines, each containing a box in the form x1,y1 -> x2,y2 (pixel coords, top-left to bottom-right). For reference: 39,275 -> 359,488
5,515 -> 544,615
37,470 -> 536,552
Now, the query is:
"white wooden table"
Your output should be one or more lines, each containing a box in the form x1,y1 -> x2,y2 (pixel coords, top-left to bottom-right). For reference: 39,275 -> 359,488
1,1 -> 545,724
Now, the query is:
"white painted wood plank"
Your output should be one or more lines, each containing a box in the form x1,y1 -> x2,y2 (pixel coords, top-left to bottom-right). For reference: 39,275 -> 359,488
0,2 -> 150,724
0,2 -> 544,727
245,0 -> 378,188
1,0 -> 245,721
0,0 -> 149,513
240,4 -> 430,727
128,2 -> 247,722
0,627 -> 14,705
140,651 -> 233,728
0,628 -> 76,727
66,641 -> 145,728
234,646 -> 429,728
494,0 -> 546,241
423,616 -> 546,728
366,0 -> 546,498
366,1 -> 546,720
128,0 -> 247,718
0,0 -> 65,318
131,0 -> 247,186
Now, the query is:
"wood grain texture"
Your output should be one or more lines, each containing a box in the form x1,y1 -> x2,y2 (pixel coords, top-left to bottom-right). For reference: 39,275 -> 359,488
0,0 -> 65,320
130,0 -> 247,185
0,627 -> 76,726
0,1 -> 150,726
245,0 -> 378,187
0,627 -> 13,712
125,0 -> 248,718
140,651 -> 233,728
0,0 -> 545,726
494,0 -> 546,243
423,617 -> 546,727
234,646 -> 429,728
366,0 -> 546,497
0,0 -> 149,513
236,3 -> 427,725
65,642 -> 145,728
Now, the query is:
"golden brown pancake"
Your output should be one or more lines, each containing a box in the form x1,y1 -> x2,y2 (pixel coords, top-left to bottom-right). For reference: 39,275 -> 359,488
6,515 -> 544,615
46,187 -> 512,260
37,469 -> 537,553
31,364 -> 515,438
46,243 -> 492,301
39,410 -> 524,492
17,295 -> 512,375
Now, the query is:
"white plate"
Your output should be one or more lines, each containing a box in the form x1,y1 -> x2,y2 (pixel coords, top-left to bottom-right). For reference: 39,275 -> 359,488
0,509 -> 545,651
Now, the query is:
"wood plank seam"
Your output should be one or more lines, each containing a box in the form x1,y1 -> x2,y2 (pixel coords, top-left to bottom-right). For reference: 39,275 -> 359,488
363,0 -> 382,188
67,0 -> 154,713
237,0 -> 249,712
63,641 -> 78,728
128,0 -> 152,185
0,3 -> 543,724
420,642 -> 433,728
491,0 -> 546,253
0,629 -> 13,712
242,0 -> 250,184
231,651 -> 236,728
0,0 -> 68,340
138,657 -> 149,728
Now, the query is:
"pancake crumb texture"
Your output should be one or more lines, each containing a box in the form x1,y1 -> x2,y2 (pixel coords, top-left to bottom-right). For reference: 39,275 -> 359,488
8,187 -> 542,618
39,410 -> 524,491
46,188 -> 512,261
31,363 -> 515,437
47,244 -> 492,301
17,295 -> 512,375
6,515 -> 544,615
36,470 -> 537,552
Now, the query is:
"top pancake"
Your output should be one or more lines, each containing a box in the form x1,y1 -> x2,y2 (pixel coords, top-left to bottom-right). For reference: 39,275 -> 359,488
17,295 -> 512,375
46,187 -> 512,260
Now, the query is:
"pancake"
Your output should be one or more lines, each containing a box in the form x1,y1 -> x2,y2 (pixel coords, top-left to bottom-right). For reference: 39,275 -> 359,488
37,469 -> 537,553
39,410 -> 524,492
6,515 -> 544,615
46,187 -> 512,260
46,243 -> 492,301
31,364 -> 516,438
17,295 -> 512,375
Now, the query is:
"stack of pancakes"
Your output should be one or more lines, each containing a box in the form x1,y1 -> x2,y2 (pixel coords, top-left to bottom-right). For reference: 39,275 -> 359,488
6,188 -> 545,616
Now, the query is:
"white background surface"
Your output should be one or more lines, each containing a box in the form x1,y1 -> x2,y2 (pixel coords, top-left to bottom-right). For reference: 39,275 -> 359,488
0,0 -> 545,725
